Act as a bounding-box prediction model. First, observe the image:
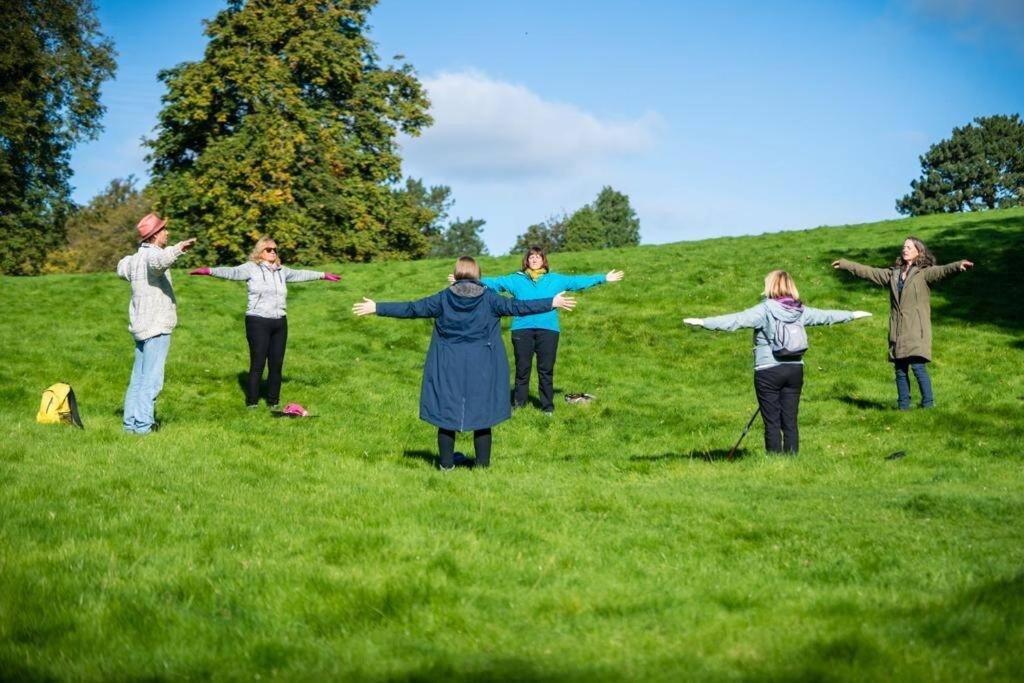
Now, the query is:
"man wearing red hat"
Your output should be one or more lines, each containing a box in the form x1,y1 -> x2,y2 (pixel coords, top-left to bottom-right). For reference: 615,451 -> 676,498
115,213 -> 196,434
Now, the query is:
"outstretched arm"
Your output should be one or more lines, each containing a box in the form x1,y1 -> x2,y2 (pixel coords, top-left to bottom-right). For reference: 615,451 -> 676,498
147,240 -> 195,273
359,292 -> 444,319
203,263 -> 254,280
555,272 -> 614,291
923,260 -> 973,283
490,291 -> 576,317
479,273 -> 517,293
832,258 -> 892,287
283,267 -> 326,283
802,307 -> 871,326
684,304 -> 765,332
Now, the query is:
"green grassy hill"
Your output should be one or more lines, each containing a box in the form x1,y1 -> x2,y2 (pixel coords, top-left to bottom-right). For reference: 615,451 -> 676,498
1,208 -> 1022,680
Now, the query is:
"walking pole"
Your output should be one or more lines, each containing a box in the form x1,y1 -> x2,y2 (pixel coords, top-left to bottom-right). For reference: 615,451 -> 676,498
727,407 -> 761,461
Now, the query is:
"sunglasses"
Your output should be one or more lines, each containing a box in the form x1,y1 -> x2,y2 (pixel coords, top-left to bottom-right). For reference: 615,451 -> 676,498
263,247 -> 277,253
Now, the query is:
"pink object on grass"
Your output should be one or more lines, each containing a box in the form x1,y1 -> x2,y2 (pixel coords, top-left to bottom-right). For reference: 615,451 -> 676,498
283,403 -> 309,417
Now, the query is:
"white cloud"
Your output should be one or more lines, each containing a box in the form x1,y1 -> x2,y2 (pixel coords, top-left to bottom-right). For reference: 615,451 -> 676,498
400,70 -> 661,181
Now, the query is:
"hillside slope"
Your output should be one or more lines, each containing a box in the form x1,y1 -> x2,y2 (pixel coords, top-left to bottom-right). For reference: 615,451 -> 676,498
1,208 -> 1022,680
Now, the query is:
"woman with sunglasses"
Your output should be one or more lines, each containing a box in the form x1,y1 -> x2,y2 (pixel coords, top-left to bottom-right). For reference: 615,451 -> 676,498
190,236 -> 340,408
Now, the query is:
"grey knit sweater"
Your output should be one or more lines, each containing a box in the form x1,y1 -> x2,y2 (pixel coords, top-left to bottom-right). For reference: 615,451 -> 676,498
209,261 -> 324,318
116,243 -> 186,341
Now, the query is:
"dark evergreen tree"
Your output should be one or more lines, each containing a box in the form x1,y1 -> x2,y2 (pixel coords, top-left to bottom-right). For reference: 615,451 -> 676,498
897,114 -> 1024,216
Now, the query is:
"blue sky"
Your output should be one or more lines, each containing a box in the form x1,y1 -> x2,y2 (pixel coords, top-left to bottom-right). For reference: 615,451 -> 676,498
71,0 -> 1024,254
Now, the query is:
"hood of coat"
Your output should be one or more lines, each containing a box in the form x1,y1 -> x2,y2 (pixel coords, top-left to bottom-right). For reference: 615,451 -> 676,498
447,280 -> 487,311
764,296 -> 803,322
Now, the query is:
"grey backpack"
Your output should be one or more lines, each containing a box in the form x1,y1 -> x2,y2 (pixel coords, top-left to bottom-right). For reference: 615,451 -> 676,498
769,312 -> 808,358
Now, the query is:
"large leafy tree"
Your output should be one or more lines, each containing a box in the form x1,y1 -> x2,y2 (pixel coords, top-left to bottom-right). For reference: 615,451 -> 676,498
0,0 -> 116,274
897,114 -> 1024,216
147,0 -> 432,265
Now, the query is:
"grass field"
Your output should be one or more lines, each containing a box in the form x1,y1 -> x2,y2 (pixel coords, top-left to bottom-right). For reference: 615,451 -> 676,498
1,208 -> 1022,680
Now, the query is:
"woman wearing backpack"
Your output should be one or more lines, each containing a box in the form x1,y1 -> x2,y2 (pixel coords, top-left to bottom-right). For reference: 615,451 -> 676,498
355,257 -> 576,470
684,270 -> 870,454
832,237 -> 973,410
451,246 -> 623,414
190,236 -> 340,409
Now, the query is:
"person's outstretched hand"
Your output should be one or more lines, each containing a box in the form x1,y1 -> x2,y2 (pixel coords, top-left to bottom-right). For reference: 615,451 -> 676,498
447,273 -> 456,285
177,238 -> 197,252
683,318 -> 704,326
189,267 -> 211,276
851,311 -> 872,319
352,298 -> 376,316
959,260 -> 974,271
552,291 -> 576,311
323,272 -> 340,281
831,260 -> 842,268
606,269 -> 624,282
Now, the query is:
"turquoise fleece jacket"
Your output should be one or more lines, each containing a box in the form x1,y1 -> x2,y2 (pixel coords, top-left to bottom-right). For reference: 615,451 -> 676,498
481,270 -> 606,332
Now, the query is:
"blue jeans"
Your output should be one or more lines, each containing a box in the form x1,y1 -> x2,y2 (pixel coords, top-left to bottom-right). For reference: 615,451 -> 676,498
894,356 -> 933,409
123,334 -> 171,433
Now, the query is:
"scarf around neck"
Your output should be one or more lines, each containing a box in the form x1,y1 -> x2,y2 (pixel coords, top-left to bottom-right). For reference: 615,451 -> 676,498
525,267 -> 547,281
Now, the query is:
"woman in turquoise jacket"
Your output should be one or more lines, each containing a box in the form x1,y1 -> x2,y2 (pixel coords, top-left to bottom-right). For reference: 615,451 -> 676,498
472,246 -> 623,413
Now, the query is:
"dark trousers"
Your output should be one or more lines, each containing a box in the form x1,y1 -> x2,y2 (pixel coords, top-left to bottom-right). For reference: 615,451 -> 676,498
245,315 -> 288,406
893,356 -> 933,409
754,364 -> 804,453
437,428 -> 493,469
511,329 -> 560,411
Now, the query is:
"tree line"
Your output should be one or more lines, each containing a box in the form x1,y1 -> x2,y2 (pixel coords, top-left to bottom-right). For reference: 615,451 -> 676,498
1,0 -> 1020,275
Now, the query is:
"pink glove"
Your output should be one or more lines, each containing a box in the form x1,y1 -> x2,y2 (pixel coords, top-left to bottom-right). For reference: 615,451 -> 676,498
190,267 -> 212,276
323,272 -> 340,282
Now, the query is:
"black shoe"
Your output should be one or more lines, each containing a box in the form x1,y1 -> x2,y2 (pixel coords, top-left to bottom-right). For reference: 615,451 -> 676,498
452,451 -> 472,467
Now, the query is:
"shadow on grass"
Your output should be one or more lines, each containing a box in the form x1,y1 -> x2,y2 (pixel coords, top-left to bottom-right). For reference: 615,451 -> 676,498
762,570 -> 1024,680
235,371 -> 295,404
630,449 -> 749,462
837,395 -> 891,411
402,449 -> 479,469
831,213 -> 1024,334
403,449 -> 438,468
509,387 -> 565,410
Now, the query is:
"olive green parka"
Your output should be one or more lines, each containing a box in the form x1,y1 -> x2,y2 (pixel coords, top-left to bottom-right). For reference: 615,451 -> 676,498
834,259 -> 966,361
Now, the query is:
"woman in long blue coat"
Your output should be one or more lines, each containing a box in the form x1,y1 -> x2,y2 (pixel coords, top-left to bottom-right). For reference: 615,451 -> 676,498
353,257 -> 576,470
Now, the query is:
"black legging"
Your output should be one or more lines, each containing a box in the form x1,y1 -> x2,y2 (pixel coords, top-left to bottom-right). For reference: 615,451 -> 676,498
511,329 -> 560,411
245,315 -> 288,406
753,363 -> 804,453
437,428 -> 492,469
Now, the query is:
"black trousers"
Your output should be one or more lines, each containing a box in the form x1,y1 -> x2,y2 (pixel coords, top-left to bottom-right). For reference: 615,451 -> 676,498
511,329 -> 560,411
753,363 -> 804,453
245,315 -> 288,406
437,428 -> 493,469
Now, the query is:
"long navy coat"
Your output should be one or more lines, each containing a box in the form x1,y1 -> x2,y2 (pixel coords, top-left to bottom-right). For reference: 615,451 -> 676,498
376,280 -> 554,431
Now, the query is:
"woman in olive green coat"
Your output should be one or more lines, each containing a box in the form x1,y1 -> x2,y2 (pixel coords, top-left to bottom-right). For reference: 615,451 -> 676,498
833,237 -> 973,409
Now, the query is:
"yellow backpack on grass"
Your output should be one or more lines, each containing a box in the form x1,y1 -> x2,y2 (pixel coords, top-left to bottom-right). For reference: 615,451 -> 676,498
37,383 -> 84,428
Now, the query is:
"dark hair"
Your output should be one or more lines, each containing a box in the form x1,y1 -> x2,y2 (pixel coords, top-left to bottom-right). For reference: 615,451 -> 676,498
521,246 -> 549,272
893,236 -> 936,268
